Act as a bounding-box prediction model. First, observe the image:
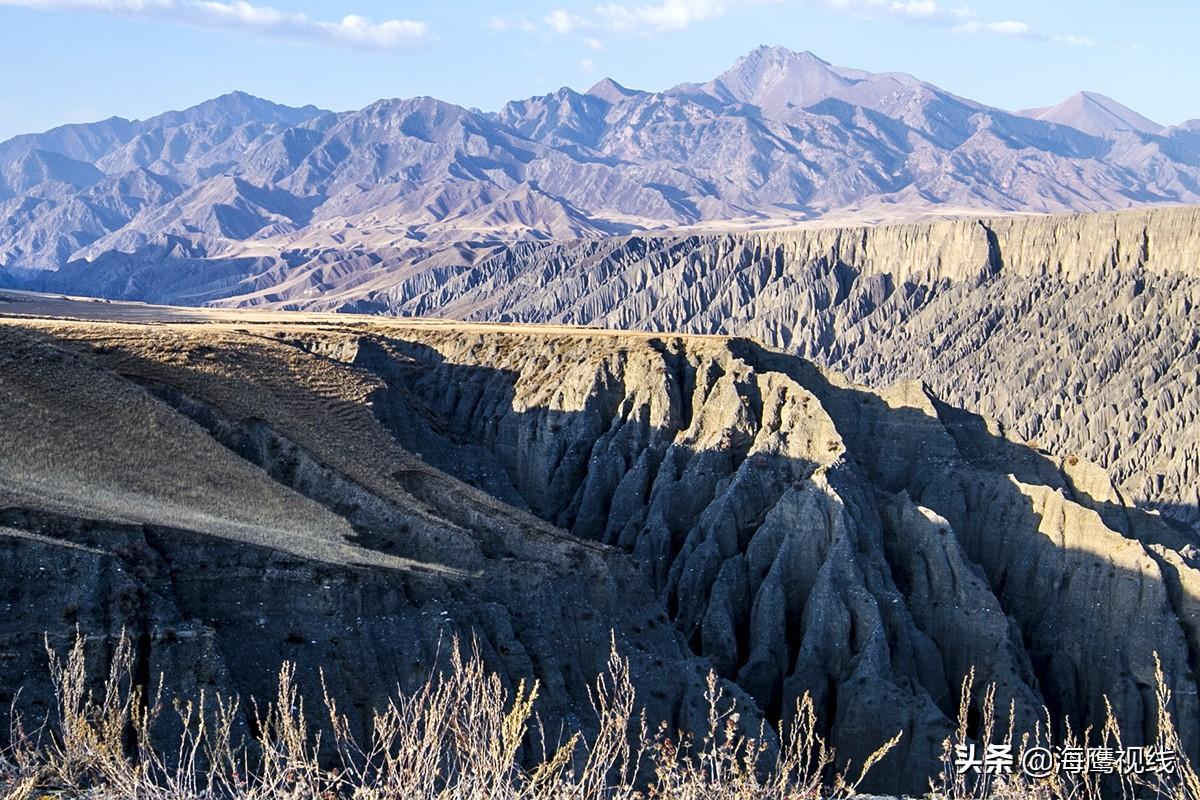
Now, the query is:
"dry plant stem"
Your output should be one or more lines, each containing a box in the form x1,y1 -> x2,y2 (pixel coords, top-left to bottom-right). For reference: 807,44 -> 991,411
7,633 -> 1195,800
928,652 -> 1200,800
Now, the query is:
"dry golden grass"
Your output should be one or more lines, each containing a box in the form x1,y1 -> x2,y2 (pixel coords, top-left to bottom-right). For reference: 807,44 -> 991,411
0,633 -> 898,800
4,635 -> 1199,800
931,659 -> 1200,800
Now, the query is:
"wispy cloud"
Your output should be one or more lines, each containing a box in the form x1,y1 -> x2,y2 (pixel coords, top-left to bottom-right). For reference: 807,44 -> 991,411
512,0 -> 733,37
543,8 -> 592,33
0,0 -> 432,51
496,0 -> 1090,48
488,14 -> 537,32
951,17 -> 1097,46
593,0 -> 727,32
814,0 -> 1093,45
1053,33 -> 1096,47
817,0 -> 968,23
952,19 -> 1035,37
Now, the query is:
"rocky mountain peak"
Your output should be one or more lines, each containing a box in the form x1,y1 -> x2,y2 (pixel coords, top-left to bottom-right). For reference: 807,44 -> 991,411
146,90 -> 327,129
706,45 -> 859,114
1,47 -> 1198,279
1018,90 -> 1164,137
585,77 -> 643,104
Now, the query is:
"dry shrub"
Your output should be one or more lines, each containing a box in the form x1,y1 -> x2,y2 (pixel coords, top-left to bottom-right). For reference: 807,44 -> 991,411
7,634 -> 1199,800
0,632 -> 902,800
934,656 -> 1200,800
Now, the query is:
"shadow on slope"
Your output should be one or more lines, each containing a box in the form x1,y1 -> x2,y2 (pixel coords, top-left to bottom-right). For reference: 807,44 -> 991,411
1,321 -> 1197,794
348,331 -> 1200,793
0,322 -> 761,786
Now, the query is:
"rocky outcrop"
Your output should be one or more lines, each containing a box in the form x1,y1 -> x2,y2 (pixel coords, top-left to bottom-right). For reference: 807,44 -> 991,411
340,325 -> 1200,791
0,320 -> 756,780
1,310 -> 1198,794
348,205 -> 1200,535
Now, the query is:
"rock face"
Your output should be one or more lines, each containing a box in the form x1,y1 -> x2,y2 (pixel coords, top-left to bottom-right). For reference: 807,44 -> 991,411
344,205 -> 1200,536
0,315 -> 756,782
2,300 -> 1198,794
354,327 -> 1200,790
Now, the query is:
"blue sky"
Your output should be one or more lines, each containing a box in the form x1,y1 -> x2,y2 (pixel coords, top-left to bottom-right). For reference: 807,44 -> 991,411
1,0 -> 1196,141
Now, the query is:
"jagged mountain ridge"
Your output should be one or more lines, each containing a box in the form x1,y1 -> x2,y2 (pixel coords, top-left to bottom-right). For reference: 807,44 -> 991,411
3,46 -> 1200,287
1,299 -> 1198,794
368,323 -> 1200,790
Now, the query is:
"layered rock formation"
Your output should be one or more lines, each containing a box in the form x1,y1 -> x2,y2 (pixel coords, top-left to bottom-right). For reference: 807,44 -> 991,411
345,205 -> 1200,535
2,298 -> 1197,793
0,314 -> 755,779
354,325 -> 1200,790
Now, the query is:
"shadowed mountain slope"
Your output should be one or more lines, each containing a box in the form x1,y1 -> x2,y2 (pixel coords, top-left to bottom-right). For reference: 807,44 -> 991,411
1,298 -> 1198,793
0,311 -> 758,785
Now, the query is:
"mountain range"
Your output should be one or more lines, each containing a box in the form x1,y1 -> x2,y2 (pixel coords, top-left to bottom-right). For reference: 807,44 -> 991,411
2,45 -> 1199,307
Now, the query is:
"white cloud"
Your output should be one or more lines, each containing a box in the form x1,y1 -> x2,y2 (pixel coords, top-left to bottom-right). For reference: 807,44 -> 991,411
953,18 -> 1034,37
500,0 -> 1092,50
0,0 -> 173,8
0,0 -> 431,51
489,14 -> 537,32
594,0 -> 727,32
534,0 -> 734,38
580,57 -> 596,72
543,8 -> 591,32
888,0 -> 938,18
812,0 -> 1092,46
1052,33 -> 1095,47
818,0 -> 964,25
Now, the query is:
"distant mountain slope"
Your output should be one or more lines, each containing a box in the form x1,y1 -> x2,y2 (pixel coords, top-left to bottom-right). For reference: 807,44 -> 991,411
1018,91 -> 1164,136
0,91 -> 328,273
2,45 -> 1198,290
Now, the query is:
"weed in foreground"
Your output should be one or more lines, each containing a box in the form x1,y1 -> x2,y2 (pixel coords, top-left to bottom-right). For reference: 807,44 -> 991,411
933,656 -> 1199,800
4,633 -> 1198,799
0,632 -> 897,799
